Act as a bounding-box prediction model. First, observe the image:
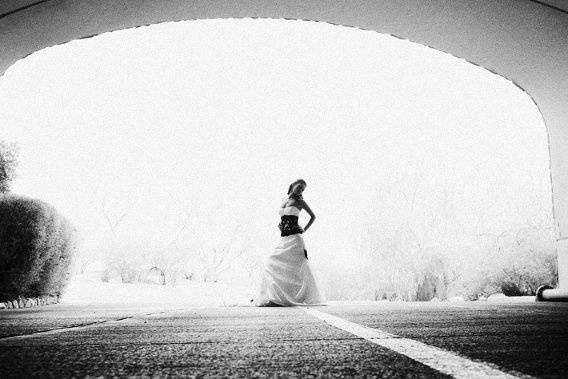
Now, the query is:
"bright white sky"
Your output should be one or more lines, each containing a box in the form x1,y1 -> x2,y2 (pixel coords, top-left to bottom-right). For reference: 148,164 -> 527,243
0,18 -> 552,271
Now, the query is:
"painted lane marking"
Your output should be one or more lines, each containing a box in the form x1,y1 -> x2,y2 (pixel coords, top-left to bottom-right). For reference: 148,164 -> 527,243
0,318 -> 137,342
0,309 -> 184,342
303,307 -> 533,379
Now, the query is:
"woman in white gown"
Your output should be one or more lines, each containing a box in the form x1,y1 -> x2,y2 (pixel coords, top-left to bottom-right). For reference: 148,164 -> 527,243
255,179 -> 325,306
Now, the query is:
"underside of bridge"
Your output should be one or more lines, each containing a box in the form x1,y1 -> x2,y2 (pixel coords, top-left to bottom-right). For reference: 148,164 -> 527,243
1,0 -> 567,289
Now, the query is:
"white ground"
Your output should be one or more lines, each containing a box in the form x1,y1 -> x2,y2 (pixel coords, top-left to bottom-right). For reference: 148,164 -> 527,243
61,274 -> 258,307
62,274 -> 535,307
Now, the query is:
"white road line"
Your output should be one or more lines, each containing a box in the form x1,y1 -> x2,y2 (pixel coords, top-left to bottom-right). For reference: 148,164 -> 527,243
303,307 -> 533,379
0,317 -> 141,342
0,309 -> 184,342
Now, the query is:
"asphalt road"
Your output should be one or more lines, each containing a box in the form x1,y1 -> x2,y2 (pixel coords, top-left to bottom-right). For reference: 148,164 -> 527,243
0,301 -> 566,378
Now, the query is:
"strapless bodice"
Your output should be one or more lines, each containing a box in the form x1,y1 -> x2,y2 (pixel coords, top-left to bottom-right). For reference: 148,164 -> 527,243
278,206 -> 300,217
278,206 -> 303,236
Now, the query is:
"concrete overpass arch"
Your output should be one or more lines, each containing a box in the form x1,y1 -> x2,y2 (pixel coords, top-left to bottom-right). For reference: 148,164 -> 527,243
1,0 -> 567,292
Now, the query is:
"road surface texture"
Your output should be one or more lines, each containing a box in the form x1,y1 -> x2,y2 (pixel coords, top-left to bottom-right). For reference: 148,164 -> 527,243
0,301 -> 566,378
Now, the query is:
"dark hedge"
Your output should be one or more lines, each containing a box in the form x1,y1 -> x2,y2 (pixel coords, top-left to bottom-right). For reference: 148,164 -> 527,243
0,194 -> 77,301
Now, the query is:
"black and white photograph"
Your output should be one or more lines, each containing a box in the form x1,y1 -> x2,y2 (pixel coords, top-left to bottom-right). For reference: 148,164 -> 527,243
1,1 -> 567,377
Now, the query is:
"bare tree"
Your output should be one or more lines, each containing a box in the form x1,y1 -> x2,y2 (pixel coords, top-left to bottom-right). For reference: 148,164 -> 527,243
198,223 -> 246,283
97,197 -> 133,282
149,210 -> 193,285
241,245 -> 262,280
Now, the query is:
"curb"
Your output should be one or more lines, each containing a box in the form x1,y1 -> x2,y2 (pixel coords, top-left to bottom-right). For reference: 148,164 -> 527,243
0,295 -> 60,310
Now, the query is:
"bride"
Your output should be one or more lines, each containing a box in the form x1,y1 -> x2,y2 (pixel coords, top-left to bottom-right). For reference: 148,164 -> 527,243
255,179 -> 325,306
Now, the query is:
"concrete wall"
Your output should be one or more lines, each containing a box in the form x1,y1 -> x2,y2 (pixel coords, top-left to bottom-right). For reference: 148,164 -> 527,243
1,0 -> 567,286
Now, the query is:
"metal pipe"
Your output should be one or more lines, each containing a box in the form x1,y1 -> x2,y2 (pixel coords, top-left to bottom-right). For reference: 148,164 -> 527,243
536,285 -> 568,302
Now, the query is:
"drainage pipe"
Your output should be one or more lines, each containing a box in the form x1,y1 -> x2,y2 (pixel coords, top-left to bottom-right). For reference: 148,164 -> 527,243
536,285 -> 568,302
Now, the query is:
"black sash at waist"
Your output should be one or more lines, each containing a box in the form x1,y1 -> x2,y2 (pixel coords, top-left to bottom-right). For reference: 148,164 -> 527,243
278,215 -> 304,236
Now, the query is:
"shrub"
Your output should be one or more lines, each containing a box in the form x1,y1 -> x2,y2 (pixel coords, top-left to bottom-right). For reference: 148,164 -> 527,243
0,194 -> 77,301
456,273 -> 500,301
491,247 -> 557,296
0,141 -> 18,194
450,225 -> 558,299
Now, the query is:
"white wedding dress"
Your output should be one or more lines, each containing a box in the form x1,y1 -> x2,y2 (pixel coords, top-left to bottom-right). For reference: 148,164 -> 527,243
255,204 -> 325,306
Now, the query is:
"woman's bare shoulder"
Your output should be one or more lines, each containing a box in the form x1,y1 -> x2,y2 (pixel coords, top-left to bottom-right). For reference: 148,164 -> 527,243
288,198 -> 304,210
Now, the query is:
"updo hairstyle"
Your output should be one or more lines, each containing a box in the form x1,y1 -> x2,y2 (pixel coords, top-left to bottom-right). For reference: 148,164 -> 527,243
287,179 -> 306,200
